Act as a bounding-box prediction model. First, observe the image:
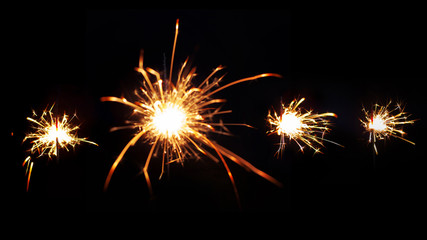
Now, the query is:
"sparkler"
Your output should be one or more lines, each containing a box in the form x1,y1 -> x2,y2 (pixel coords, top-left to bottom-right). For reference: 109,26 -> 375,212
267,97 -> 341,156
101,19 -> 282,206
361,101 -> 415,155
22,104 -> 97,191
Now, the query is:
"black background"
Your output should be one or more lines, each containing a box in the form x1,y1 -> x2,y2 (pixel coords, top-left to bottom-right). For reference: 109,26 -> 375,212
4,9 -> 425,212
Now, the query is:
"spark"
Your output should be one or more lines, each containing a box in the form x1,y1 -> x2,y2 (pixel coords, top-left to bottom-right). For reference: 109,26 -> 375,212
267,97 -> 341,155
22,104 -> 97,191
361,101 -> 415,155
101,19 -> 282,206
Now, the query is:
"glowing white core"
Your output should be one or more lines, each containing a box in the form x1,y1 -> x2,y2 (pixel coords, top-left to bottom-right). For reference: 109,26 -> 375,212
153,105 -> 186,137
278,113 -> 302,136
369,116 -> 387,132
45,125 -> 71,143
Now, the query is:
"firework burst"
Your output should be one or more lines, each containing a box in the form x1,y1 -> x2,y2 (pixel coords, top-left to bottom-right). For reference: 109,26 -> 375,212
361,101 -> 415,155
22,104 -> 97,191
101,19 -> 282,205
267,97 -> 341,156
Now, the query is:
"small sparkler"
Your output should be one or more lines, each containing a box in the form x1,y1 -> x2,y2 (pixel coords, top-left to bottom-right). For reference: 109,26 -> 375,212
361,101 -> 415,155
101,19 -> 282,206
22,104 -> 97,191
267,97 -> 341,156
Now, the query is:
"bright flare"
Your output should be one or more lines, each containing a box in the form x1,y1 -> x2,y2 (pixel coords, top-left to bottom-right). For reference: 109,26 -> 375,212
278,112 -> 303,136
101,19 -> 282,206
152,102 -> 187,137
44,123 -> 73,145
361,101 -> 415,155
268,98 -> 341,155
368,116 -> 387,132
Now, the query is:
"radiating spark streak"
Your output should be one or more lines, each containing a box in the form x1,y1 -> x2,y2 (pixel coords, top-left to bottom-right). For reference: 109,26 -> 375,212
22,104 -> 97,191
101,19 -> 282,206
22,156 -> 33,192
205,136 -> 241,209
204,73 -> 282,99
361,101 -> 415,155
143,136 -> 159,197
169,19 -> 179,82
211,142 -> 283,187
267,97 -> 341,155
104,128 -> 147,191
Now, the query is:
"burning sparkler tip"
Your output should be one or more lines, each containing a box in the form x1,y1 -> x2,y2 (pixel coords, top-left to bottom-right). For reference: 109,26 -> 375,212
22,104 -> 97,191
101,18 -> 283,206
268,97 -> 340,154
361,100 -> 416,154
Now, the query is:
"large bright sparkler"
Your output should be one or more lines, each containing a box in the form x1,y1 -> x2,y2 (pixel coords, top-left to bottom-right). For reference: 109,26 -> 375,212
22,104 -> 97,191
361,101 -> 415,155
267,97 -> 341,155
101,19 -> 282,205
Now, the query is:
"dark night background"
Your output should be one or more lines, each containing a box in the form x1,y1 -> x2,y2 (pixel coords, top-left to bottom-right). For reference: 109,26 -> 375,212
3,9 -> 426,213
